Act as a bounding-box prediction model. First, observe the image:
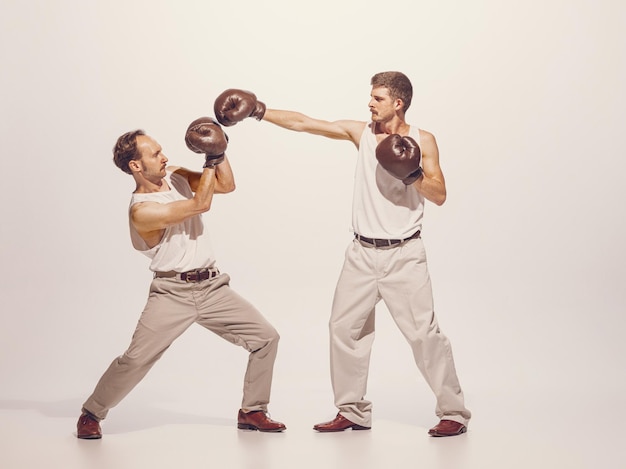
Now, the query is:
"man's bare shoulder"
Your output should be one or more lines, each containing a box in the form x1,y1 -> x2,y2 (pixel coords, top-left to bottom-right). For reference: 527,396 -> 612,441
130,200 -> 151,217
336,119 -> 367,145
418,128 -> 436,142
339,119 -> 367,132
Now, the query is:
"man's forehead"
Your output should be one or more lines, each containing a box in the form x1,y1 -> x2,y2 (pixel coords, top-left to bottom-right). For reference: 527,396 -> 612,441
137,134 -> 160,152
371,86 -> 391,97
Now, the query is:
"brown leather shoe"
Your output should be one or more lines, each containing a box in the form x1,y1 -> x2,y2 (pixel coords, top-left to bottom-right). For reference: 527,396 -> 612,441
77,413 -> 102,439
313,413 -> 371,432
237,410 -> 286,432
428,419 -> 467,437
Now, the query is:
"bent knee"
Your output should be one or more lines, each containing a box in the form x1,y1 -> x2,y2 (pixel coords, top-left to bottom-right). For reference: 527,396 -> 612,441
249,328 -> 280,352
269,328 -> 280,342
116,353 -> 159,371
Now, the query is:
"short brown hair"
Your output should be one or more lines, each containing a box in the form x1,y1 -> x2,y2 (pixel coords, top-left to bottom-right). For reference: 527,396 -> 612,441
113,129 -> 146,174
370,71 -> 413,112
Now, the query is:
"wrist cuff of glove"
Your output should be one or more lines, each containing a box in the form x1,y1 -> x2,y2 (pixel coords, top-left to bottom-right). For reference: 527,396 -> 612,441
402,167 -> 423,185
204,154 -> 225,168
252,101 -> 267,121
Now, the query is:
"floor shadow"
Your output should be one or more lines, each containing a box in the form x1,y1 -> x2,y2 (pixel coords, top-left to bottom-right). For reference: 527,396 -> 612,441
0,398 -> 233,434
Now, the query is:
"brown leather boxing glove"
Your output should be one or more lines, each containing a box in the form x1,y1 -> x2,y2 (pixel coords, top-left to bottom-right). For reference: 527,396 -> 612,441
375,134 -> 423,185
185,117 -> 228,167
214,89 -> 266,127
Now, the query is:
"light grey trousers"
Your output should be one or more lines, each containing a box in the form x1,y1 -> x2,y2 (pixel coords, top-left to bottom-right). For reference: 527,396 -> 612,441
82,273 -> 279,420
329,238 -> 471,427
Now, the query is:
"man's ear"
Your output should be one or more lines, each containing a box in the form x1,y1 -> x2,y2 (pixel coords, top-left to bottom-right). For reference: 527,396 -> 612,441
128,159 -> 142,173
394,98 -> 404,111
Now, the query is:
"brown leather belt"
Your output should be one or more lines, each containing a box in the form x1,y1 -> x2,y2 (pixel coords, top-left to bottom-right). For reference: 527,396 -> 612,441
154,267 -> 220,283
355,230 -> 421,247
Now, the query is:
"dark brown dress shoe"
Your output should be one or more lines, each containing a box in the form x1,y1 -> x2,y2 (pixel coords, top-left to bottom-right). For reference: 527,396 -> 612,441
237,410 -> 286,432
428,419 -> 467,437
77,413 -> 102,439
313,413 -> 371,432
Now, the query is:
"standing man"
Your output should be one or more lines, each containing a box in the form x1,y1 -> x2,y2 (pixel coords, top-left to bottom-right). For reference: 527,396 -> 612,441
76,117 -> 286,439
212,72 -> 471,437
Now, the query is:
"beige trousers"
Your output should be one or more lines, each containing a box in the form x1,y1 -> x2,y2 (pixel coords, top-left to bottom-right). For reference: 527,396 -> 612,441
82,273 -> 279,420
329,238 -> 471,427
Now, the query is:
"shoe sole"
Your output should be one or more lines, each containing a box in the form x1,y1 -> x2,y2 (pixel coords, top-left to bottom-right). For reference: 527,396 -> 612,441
429,426 -> 467,437
77,434 -> 102,439
237,423 -> 285,432
314,425 -> 371,432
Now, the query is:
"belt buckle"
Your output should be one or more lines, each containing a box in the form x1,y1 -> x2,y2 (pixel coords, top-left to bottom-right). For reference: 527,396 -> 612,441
184,268 -> 213,282
183,270 -> 200,282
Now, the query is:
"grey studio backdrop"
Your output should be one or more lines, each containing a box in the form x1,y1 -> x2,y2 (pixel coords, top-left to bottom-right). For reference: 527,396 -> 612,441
1,0 -> 624,458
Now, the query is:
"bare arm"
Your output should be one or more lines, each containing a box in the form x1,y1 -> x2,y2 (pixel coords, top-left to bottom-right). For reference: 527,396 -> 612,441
172,155 -> 236,194
130,166 -> 224,247
412,130 -> 447,205
263,109 -> 365,147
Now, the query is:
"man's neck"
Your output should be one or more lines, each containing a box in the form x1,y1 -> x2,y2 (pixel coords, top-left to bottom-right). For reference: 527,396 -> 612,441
375,118 -> 409,136
134,174 -> 169,194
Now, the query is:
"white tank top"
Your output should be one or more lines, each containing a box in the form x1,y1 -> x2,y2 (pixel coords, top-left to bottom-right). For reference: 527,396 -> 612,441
129,171 -> 216,272
352,123 -> 424,239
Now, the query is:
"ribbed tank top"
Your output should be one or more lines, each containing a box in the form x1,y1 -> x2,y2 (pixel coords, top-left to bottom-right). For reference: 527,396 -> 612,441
129,171 -> 216,272
351,123 -> 424,239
